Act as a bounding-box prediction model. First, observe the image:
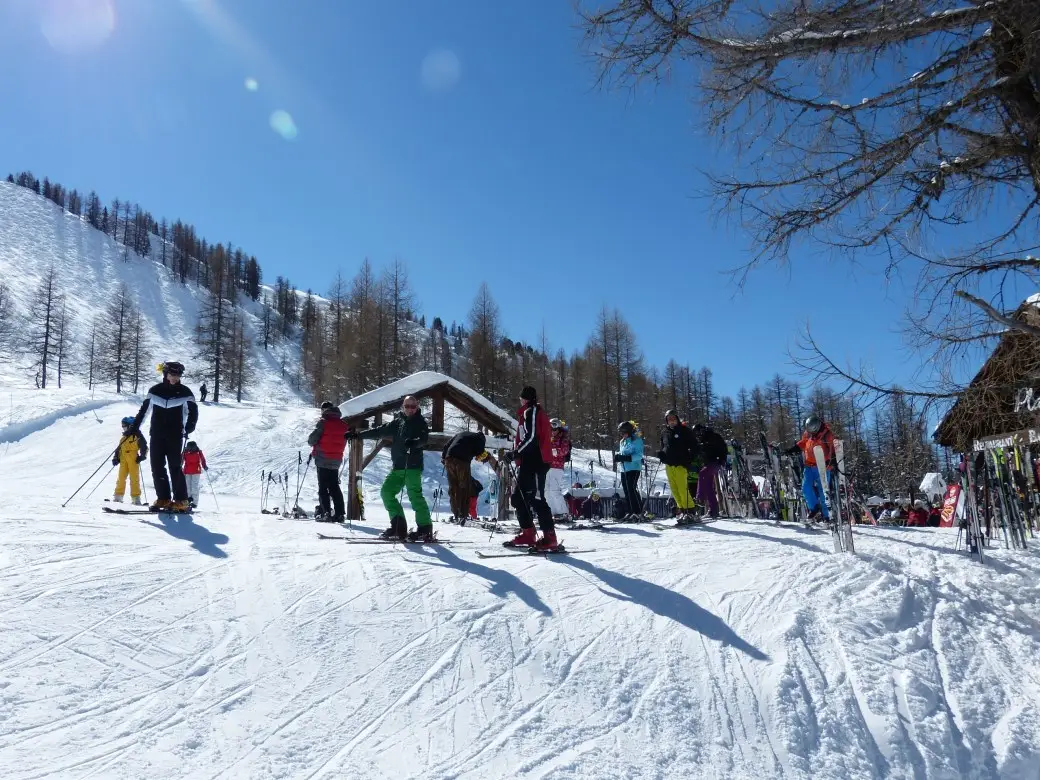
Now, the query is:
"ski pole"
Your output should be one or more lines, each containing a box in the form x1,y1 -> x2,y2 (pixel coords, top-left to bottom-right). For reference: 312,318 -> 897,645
62,445 -> 122,507
139,463 -> 149,503
85,463 -> 117,502
205,469 -> 220,513
294,451 -> 303,502
260,469 -> 266,512
293,454 -> 312,513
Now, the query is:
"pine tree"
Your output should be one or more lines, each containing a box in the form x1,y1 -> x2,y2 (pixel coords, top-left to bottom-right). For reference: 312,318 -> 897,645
0,281 -> 16,359
54,300 -> 73,388
27,268 -> 65,389
101,285 -> 137,393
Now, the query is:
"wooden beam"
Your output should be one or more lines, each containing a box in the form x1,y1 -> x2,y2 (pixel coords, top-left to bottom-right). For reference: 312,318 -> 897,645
497,459 -> 513,525
360,440 -> 387,472
346,437 -> 364,520
431,388 -> 445,432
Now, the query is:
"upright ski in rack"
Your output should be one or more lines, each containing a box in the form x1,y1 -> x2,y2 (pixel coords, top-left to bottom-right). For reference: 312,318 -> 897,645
833,439 -> 855,554
813,444 -> 850,554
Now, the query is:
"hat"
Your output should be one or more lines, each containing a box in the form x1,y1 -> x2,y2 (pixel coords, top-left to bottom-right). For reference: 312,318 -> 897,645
320,401 -> 334,411
161,361 -> 185,376
520,386 -> 537,402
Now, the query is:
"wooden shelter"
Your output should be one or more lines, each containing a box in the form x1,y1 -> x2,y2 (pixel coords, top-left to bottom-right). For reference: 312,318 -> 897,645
935,299 -> 1040,451
338,371 -> 517,520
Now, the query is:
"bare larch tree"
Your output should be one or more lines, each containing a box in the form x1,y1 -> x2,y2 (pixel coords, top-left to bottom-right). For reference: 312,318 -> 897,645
582,0 -> 1040,399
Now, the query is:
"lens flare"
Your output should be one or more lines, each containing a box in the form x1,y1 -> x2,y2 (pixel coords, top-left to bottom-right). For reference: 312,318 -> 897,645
244,77 -> 259,92
41,0 -> 116,54
269,110 -> 298,140
420,49 -> 461,93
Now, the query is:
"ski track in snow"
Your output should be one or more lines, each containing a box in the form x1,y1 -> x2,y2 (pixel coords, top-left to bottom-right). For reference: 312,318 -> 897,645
1,397 -> 1040,777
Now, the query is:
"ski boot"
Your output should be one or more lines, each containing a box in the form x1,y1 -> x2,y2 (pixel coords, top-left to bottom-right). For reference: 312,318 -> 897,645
532,531 -> 561,553
504,527 -> 536,548
332,514 -> 345,524
149,499 -> 172,512
380,516 -> 408,541
407,526 -> 436,543
169,500 -> 192,513
112,494 -> 124,503
131,497 -> 144,506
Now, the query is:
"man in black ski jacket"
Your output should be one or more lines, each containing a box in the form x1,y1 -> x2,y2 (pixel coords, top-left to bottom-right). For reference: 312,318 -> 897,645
352,396 -> 432,541
441,430 -> 487,522
130,361 -> 198,512
657,410 -> 698,518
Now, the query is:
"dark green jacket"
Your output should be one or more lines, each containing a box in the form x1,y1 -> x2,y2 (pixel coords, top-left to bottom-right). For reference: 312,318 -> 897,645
361,412 -> 429,470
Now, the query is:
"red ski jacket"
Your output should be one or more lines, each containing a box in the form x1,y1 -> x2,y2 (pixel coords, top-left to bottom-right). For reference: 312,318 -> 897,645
183,450 -> 208,475
549,429 -> 571,470
313,415 -> 349,468
513,402 -> 553,467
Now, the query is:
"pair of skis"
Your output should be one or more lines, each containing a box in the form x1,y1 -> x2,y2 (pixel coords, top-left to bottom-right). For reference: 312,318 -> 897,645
812,441 -> 855,554
102,506 -> 193,516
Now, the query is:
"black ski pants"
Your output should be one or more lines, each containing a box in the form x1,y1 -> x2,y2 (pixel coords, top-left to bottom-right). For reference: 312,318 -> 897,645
511,462 -> 554,532
317,466 -> 345,517
621,469 -> 643,516
150,434 -> 187,502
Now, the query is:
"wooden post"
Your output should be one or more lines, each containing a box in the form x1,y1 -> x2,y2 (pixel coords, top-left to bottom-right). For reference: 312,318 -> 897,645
497,454 -> 512,525
346,437 -> 364,520
432,388 -> 445,432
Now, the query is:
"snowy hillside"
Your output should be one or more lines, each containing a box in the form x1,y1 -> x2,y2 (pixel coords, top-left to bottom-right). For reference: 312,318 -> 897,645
0,180 -> 305,407
1,389 -> 1040,778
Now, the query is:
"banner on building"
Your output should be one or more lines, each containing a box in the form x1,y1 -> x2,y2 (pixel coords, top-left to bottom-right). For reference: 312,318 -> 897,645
939,484 -> 962,528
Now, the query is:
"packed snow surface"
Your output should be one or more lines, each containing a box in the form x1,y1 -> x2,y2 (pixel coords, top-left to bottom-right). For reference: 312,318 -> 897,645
2,393 -> 1040,779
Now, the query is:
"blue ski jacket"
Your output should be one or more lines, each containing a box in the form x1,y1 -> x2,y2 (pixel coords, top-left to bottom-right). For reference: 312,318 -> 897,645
617,435 -> 644,473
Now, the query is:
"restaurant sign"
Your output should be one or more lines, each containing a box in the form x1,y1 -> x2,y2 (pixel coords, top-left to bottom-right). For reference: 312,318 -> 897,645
972,427 -> 1040,452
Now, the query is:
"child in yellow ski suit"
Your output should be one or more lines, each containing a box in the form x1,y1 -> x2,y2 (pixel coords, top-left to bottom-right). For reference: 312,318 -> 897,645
113,416 -> 149,504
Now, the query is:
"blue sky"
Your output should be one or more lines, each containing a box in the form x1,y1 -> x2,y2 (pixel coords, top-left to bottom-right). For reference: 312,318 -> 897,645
0,0 -> 925,400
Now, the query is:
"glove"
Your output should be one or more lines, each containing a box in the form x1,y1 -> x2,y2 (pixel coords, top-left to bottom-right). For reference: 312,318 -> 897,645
136,455 -> 146,463
617,454 -> 632,463
204,466 -> 209,471
112,457 -> 119,467
345,430 -> 359,440
404,437 -> 420,448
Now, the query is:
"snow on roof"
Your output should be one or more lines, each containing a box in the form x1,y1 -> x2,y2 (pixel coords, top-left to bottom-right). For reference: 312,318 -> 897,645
339,371 -> 517,433
1025,292 -> 1040,306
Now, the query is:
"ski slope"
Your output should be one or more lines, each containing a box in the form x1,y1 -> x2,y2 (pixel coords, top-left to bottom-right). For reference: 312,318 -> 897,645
2,398 -> 1040,779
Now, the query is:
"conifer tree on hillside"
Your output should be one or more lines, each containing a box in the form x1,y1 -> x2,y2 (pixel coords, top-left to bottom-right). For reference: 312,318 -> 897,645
129,309 -> 151,394
27,268 -> 65,389
195,245 -> 236,402
0,282 -> 16,359
466,283 -> 502,401
101,285 -> 139,394
54,300 -> 73,389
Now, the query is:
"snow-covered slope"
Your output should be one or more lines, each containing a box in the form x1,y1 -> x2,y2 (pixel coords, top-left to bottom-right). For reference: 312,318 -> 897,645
0,181 -> 304,407
1,393 -> 1040,779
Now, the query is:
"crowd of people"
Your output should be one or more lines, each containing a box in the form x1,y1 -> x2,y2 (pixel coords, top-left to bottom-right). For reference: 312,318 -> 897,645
108,364 -> 947,541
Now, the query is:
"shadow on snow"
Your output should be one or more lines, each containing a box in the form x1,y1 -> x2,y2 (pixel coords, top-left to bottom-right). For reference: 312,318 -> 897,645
406,543 -> 553,617
558,556 -> 771,662
141,514 -> 229,559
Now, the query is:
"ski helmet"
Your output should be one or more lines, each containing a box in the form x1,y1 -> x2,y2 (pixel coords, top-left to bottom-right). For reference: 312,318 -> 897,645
161,361 -> 185,377
121,416 -> 134,427
550,417 -> 562,429
664,409 -> 680,424
804,414 -> 823,434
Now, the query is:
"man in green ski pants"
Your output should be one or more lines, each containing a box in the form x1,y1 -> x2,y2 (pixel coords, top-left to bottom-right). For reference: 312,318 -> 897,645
352,395 -> 432,542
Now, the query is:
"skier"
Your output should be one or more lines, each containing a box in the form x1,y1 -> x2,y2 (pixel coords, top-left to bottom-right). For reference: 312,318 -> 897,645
657,410 -> 699,522
692,423 -> 728,519
307,401 -> 349,522
545,418 -> 572,518
199,383 -> 208,403
182,441 -> 208,507
784,414 -> 835,521
502,385 -> 557,550
614,421 -> 644,518
441,430 -> 487,522
111,416 -> 148,505
351,395 -> 432,541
